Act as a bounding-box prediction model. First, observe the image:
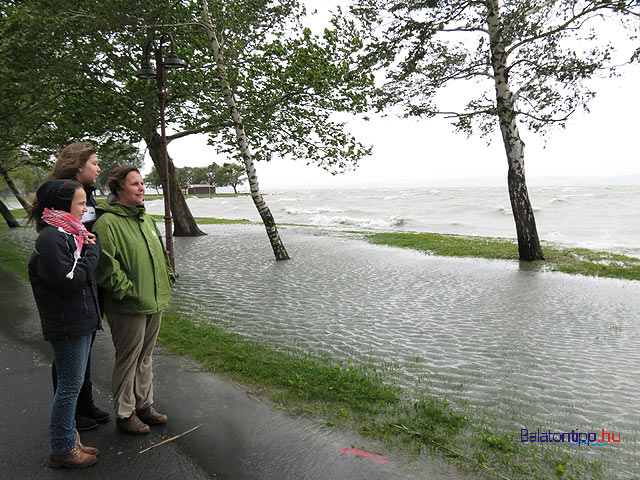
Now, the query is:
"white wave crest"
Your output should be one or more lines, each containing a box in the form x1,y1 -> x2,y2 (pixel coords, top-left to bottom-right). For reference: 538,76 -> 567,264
285,207 -> 341,215
309,214 -> 406,230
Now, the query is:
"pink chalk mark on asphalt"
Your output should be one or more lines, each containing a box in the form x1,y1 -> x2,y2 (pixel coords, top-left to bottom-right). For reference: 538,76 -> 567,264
340,447 -> 388,463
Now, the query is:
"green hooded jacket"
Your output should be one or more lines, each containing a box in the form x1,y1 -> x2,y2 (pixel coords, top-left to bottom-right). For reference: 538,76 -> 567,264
93,197 -> 175,315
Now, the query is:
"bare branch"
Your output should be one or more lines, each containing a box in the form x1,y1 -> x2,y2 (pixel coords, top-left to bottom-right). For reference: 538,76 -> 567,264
166,123 -> 230,142
518,109 -> 575,123
137,22 -> 207,31
440,27 -> 489,34
437,109 -> 495,118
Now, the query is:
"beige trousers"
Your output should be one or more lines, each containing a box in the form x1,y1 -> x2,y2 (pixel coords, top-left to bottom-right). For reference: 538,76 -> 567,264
106,311 -> 162,419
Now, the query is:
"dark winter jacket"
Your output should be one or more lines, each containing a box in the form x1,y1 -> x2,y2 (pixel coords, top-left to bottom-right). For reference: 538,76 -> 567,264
28,226 -> 102,342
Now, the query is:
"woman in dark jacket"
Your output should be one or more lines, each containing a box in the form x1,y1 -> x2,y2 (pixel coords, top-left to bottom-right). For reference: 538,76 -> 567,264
28,179 -> 101,468
41,142 -> 109,430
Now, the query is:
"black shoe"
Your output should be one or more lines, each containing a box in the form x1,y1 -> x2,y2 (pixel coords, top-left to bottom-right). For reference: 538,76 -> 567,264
80,403 -> 111,423
75,414 -> 98,431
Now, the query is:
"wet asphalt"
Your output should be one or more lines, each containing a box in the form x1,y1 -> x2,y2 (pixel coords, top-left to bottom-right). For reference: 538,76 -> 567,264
0,269 -> 467,480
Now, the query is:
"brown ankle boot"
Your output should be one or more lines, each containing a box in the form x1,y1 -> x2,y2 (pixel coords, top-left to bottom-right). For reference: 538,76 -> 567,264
116,411 -> 150,435
74,429 -> 99,456
137,405 -> 167,425
48,445 -> 97,469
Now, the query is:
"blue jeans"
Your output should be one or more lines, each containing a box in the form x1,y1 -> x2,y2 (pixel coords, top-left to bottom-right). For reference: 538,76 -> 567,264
49,334 -> 92,454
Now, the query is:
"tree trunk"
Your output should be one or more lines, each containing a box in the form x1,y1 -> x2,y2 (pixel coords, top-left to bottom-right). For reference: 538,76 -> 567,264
201,0 -> 290,260
146,135 -> 206,237
486,0 -> 544,261
0,198 -> 20,228
0,163 -> 32,214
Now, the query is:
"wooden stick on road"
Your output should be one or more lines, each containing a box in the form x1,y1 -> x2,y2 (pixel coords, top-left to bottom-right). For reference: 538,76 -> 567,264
139,424 -> 203,454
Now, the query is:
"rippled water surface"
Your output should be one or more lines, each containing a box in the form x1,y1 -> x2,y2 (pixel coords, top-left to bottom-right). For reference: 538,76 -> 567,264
170,224 -> 640,477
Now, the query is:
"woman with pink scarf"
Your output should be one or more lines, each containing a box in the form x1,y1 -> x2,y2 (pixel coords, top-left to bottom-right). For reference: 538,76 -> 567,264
28,179 -> 102,469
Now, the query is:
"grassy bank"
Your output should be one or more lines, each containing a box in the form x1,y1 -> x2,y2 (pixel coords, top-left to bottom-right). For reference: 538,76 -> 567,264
366,232 -> 640,281
0,210 -> 29,277
149,214 -> 251,225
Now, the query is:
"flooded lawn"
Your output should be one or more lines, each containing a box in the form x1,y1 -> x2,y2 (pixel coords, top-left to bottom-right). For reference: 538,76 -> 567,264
172,224 -> 640,477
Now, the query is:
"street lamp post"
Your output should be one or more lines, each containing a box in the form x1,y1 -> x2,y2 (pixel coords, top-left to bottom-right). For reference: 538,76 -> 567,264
135,33 -> 186,272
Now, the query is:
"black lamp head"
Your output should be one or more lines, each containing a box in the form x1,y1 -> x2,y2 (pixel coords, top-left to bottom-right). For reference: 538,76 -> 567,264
163,52 -> 187,70
135,61 -> 157,79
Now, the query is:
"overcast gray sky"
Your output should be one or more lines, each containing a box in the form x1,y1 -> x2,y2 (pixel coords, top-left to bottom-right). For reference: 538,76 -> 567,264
160,1 -> 640,190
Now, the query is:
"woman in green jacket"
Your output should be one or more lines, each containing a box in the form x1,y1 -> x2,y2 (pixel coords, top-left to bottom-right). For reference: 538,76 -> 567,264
93,165 -> 175,435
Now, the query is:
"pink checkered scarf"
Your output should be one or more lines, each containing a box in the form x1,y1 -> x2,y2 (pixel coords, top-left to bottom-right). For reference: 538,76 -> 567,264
42,208 -> 90,279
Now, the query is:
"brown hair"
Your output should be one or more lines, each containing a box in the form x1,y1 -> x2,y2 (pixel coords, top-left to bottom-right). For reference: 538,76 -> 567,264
47,142 -> 97,181
107,165 -> 141,195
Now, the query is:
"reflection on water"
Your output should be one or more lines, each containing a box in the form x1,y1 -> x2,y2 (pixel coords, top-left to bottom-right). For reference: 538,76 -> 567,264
172,224 -> 640,477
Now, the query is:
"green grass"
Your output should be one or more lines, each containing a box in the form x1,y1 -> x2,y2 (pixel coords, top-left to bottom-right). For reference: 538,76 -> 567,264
0,208 -> 29,277
156,310 -> 482,469
5,209 -> 28,219
0,225 -> 28,278
148,214 -> 252,225
367,232 -> 640,281
158,311 -> 399,414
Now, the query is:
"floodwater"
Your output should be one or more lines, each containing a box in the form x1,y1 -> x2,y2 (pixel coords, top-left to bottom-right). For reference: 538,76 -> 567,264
170,224 -> 640,477
4,221 -> 639,476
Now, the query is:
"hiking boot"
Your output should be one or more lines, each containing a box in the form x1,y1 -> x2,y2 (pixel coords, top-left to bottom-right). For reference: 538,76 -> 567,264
48,446 -> 97,469
75,414 -> 98,431
79,402 -> 110,423
116,411 -> 150,435
74,429 -> 99,456
136,405 -> 167,425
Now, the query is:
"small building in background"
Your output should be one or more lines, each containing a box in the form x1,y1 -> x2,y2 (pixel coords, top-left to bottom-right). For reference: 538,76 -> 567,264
185,184 -> 216,195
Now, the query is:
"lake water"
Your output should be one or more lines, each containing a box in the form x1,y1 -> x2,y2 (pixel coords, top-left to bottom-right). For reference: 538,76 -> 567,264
146,185 -> 640,256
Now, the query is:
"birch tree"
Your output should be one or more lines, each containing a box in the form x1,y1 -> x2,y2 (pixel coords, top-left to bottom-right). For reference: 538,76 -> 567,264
353,0 -> 639,260
201,0 -> 289,260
